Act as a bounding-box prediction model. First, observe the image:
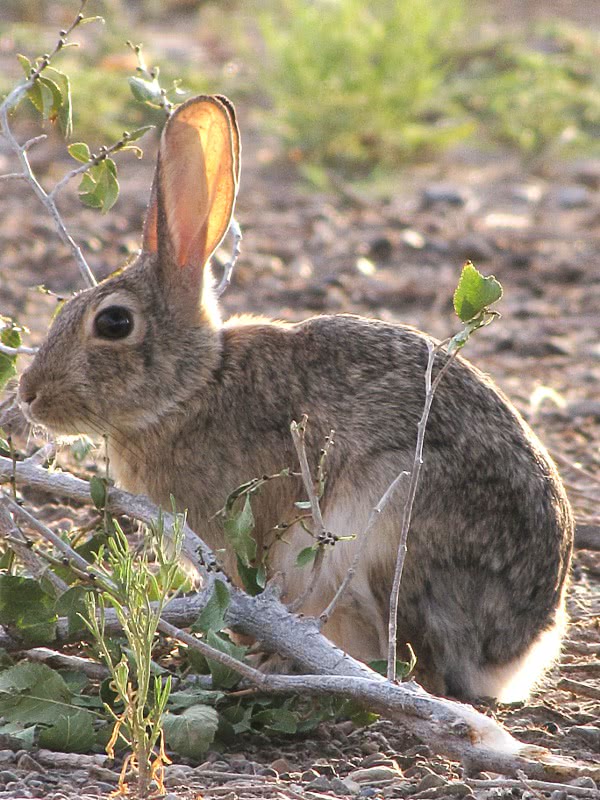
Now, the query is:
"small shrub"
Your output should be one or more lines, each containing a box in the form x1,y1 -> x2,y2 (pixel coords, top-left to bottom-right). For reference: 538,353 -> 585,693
256,0 -> 469,170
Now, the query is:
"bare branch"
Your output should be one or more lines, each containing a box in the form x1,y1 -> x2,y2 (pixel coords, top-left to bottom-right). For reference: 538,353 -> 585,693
0,342 -> 38,357
321,469 -> 408,624
25,647 -> 109,680
387,342 -> 457,681
288,417 -> 327,613
1,454 -> 597,781
0,453 -> 211,576
467,776 -> 599,798
0,501 -> 68,594
216,218 -> 243,297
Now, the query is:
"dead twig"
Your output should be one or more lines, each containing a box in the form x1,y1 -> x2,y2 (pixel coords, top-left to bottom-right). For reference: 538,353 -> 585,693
387,341 -> 457,680
557,678 -> 600,701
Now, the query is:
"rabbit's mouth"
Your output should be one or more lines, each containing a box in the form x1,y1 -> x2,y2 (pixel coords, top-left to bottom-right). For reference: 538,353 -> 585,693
17,386 -> 82,436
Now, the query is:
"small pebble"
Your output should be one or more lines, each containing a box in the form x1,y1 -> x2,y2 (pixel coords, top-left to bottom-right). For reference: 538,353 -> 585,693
569,776 -> 597,789
361,752 -> 390,767
415,773 -> 448,792
16,754 -> 45,774
313,760 -> 338,778
360,741 -> 380,755
556,186 -> 591,209
349,765 -> 403,783
423,184 -> 468,207
270,757 -> 291,775
341,777 -> 362,796
306,775 -> 333,791
550,790 -> 567,800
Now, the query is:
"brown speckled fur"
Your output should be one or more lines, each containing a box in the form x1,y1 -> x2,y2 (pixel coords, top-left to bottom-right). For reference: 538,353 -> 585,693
19,97 -> 573,701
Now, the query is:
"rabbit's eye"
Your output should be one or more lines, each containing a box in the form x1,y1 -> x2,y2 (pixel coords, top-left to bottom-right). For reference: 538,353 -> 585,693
94,306 -> 134,340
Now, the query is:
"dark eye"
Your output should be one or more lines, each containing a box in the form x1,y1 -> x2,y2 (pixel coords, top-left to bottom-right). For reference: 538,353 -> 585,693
94,306 -> 133,340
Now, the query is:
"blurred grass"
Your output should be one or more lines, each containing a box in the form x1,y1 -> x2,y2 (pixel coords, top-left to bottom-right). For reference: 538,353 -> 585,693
254,0 -> 470,171
1,0 -> 599,170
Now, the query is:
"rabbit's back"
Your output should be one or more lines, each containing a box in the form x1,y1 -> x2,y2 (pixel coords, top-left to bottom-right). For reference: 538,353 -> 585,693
208,314 -> 572,700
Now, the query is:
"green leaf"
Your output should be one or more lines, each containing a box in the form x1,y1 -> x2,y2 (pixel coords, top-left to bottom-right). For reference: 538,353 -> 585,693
124,125 -> 154,143
38,710 -> 95,752
55,585 -> 88,637
223,496 -> 256,568
89,476 -> 107,510
168,688 -> 224,711
163,704 -> 219,759
38,76 -> 62,119
205,631 -> 246,689
253,707 -> 298,734
78,160 -> 120,213
0,321 -> 22,391
296,546 -> 317,567
0,576 -> 57,644
68,142 -> 90,163
235,557 -> 264,597
369,660 -> 416,678
191,580 -> 230,634
0,663 -> 70,723
45,68 -> 72,137
0,721 -> 36,749
17,54 -> 32,76
128,76 -> 162,106
453,262 -> 503,322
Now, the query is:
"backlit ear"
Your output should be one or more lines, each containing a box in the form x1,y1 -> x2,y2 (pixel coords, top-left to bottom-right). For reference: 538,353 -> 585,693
153,95 -> 240,271
141,173 -> 158,254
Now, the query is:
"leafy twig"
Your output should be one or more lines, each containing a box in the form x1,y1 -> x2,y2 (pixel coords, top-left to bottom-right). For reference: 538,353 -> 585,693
0,1 -> 98,288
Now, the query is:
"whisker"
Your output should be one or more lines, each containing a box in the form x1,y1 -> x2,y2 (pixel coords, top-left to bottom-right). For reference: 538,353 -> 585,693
79,406 -> 144,467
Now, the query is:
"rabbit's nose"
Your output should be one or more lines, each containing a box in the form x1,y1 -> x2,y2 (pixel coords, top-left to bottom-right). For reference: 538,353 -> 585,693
18,373 -> 38,406
19,387 -> 37,405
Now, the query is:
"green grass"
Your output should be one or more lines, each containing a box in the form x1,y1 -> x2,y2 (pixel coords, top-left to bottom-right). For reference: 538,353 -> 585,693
452,24 -> 600,157
255,0 -> 469,171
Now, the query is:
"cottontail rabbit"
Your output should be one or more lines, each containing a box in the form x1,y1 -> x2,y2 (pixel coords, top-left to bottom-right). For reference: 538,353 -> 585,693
19,96 -> 573,701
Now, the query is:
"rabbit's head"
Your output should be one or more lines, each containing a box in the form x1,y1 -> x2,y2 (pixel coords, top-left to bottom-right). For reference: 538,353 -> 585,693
19,95 -> 240,439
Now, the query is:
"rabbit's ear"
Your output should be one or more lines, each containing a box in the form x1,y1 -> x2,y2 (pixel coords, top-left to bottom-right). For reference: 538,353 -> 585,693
144,95 -> 240,274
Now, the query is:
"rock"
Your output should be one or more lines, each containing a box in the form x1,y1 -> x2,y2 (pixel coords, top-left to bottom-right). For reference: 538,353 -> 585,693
334,720 -> 356,737
368,236 -> 393,261
415,773 -> 448,792
550,791 -> 567,800
331,776 -> 357,795
349,765 -> 403,783
313,759 -> 338,778
569,775 -> 598,789
567,402 -> 600,421
306,775 -> 333,791
400,229 -> 426,250
270,757 -> 292,775
556,186 -> 592,208
511,183 -> 544,203
361,752 -> 396,768
574,160 -> 600,189
16,754 -> 45,773
423,184 -> 469,207
340,777 -> 362,796
360,741 -> 380,756
454,233 -> 495,261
